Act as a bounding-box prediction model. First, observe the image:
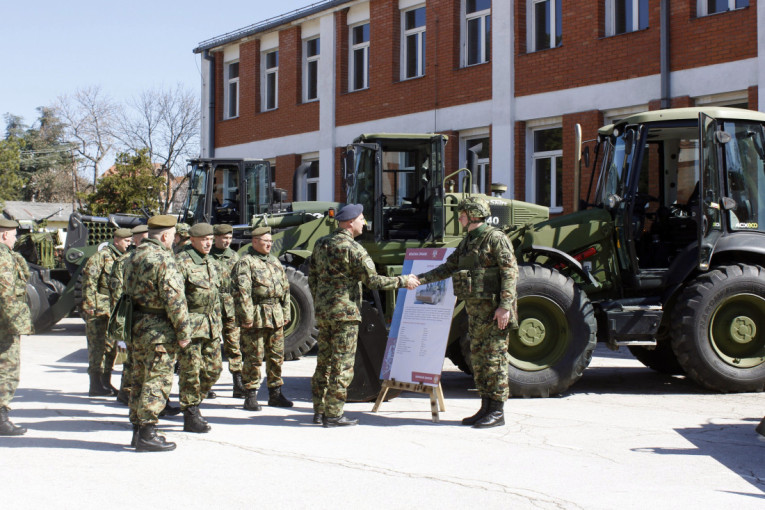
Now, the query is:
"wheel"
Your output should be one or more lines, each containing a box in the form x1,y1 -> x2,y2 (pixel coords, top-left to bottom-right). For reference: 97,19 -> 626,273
282,266 -> 318,361
507,264 -> 597,397
671,264 -> 765,392
628,332 -> 684,375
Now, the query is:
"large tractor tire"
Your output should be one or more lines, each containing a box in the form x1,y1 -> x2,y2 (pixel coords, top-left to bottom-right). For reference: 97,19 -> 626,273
27,268 -> 66,333
283,266 -> 318,361
507,264 -> 597,397
628,333 -> 684,375
671,264 -> 765,392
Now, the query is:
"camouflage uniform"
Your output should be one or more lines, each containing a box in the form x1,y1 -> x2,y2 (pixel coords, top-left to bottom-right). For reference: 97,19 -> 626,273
176,245 -> 223,409
0,244 -> 32,412
126,238 -> 191,426
109,247 -> 135,401
211,245 -> 242,374
309,228 -> 407,418
233,245 -> 290,392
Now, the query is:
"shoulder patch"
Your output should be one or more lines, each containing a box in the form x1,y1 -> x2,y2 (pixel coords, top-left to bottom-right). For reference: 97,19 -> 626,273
365,258 -> 375,270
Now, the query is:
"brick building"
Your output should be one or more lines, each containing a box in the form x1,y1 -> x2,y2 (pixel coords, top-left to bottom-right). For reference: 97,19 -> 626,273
193,0 -> 764,214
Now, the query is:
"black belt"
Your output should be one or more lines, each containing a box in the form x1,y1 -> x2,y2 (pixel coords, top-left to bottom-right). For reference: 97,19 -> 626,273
134,305 -> 166,316
255,297 -> 280,305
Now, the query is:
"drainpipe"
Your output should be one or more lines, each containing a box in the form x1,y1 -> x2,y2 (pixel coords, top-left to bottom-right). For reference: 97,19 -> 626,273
203,50 -> 216,158
660,0 -> 670,109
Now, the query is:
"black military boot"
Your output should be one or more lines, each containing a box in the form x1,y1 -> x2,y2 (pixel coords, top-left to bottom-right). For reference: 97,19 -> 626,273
313,413 -> 324,425
135,425 -> 176,452
268,386 -> 294,407
472,399 -> 505,429
88,372 -> 112,396
461,397 -> 490,426
159,399 -> 181,417
243,390 -> 261,411
232,373 -> 245,399
116,388 -> 130,406
183,405 -> 211,433
0,407 -> 26,436
100,370 -> 118,396
756,416 -> 765,439
323,415 -> 359,428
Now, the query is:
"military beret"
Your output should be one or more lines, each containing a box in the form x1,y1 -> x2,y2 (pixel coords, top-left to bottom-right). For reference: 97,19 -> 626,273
131,224 -> 148,234
176,222 -> 190,236
0,218 -> 19,229
336,203 -> 363,222
189,223 -> 214,237
213,224 -> 233,235
113,228 -> 132,239
147,215 -> 177,229
250,226 -> 271,237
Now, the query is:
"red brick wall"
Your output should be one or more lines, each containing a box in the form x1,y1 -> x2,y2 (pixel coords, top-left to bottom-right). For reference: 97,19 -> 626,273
275,154 -> 301,201
562,110 -> 603,212
748,86 -> 759,111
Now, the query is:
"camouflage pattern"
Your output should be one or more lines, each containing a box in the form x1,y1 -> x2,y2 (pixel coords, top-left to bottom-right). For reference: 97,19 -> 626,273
125,238 -> 191,426
308,228 -> 406,417
418,224 -> 519,401
0,244 -> 31,410
176,245 -> 223,409
85,316 -> 115,375
82,243 -> 122,375
211,245 -> 242,373
458,196 -> 491,219
109,248 -> 135,399
233,246 -> 290,390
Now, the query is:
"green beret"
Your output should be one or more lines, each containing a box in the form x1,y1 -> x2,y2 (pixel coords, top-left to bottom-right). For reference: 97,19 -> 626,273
336,203 -> 363,222
131,224 -> 148,234
147,215 -> 177,229
213,224 -> 233,235
0,218 -> 19,229
176,222 -> 190,236
113,228 -> 132,239
250,226 -> 271,237
189,223 -> 214,237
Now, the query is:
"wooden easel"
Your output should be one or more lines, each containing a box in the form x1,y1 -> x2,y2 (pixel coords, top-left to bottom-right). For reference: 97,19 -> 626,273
371,379 -> 446,423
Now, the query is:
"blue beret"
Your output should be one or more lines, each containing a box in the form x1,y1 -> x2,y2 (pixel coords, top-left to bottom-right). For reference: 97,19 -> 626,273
336,204 -> 364,222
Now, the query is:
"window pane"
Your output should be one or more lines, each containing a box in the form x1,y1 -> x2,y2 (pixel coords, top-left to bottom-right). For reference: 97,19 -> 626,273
555,0 -> 562,46
535,158 -> 552,207
353,23 -> 369,44
707,0 -> 728,13
307,38 -> 319,57
266,51 -> 278,69
308,161 -> 320,178
614,0 -> 629,35
267,74 -> 276,109
735,0 -> 749,8
406,7 -> 426,30
556,157 -> 563,207
406,34 -> 418,77
353,48 -> 366,89
228,83 -> 237,117
486,14 -> 491,61
535,1 -> 551,50
307,60 -> 318,100
467,0 -> 491,14
229,62 -> 239,79
467,18 -> 480,65
534,128 -> 562,152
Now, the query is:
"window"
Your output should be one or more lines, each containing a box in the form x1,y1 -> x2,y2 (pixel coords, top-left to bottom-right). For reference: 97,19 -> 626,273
263,50 -> 279,111
698,0 -> 749,16
605,0 -> 648,36
349,23 -> 370,91
465,0 -> 491,66
402,6 -> 426,79
305,160 -> 319,201
531,128 -> 563,212
529,0 -> 562,52
304,38 -> 320,102
464,137 -> 490,193
225,61 -> 239,119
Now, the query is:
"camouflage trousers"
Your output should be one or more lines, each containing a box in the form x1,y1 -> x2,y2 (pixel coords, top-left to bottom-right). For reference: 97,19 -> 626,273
466,299 -> 511,401
129,341 -> 180,426
311,320 -> 359,418
86,315 -> 116,375
118,346 -> 133,396
0,334 -> 20,410
241,326 -> 284,390
222,319 -> 242,374
178,336 -> 223,409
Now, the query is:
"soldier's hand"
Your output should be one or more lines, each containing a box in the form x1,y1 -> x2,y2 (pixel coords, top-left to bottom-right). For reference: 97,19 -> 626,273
405,274 -> 420,290
178,338 -> 191,349
493,307 -> 511,330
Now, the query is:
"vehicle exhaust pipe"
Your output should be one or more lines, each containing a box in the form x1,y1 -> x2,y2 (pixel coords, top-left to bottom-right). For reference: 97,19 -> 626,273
574,124 -> 582,212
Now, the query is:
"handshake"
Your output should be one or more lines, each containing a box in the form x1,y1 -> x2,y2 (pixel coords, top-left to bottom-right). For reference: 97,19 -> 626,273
405,274 -> 421,290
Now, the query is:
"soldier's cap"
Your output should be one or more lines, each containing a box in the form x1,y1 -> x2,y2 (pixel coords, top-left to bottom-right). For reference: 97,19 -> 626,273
213,224 -> 233,235
336,203 -> 364,222
189,222 -> 214,237
113,228 -> 132,239
131,224 -> 148,234
147,215 -> 177,229
0,218 -> 20,229
176,222 -> 190,236
250,226 -> 271,237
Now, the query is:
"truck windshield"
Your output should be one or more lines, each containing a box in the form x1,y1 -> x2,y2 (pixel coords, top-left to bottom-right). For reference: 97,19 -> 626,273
183,162 -> 208,224
244,161 -> 271,220
722,120 -> 765,232
595,127 -> 639,206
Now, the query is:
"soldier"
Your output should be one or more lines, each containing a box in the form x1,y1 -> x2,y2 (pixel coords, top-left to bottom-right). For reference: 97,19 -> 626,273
0,219 -> 32,436
211,223 -> 244,398
415,196 -> 518,429
309,204 -> 419,427
176,223 -> 223,433
233,226 -> 293,411
81,228 -> 132,396
126,215 -> 191,452
173,222 -> 191,254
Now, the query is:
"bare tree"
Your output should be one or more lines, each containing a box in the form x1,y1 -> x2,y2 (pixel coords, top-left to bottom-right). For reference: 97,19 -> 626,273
115,84 -> 200,213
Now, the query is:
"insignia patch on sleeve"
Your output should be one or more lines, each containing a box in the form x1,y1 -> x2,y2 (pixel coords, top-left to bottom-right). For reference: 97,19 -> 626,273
365,259 -> 375,270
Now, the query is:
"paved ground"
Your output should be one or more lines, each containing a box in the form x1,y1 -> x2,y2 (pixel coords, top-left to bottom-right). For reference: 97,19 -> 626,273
1,318 -> 764,509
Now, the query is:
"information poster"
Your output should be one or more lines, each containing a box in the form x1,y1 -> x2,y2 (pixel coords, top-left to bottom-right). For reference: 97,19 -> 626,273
380,248 -> 456,386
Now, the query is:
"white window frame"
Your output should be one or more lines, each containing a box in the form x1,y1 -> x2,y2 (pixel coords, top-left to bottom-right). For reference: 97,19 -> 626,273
697,0 -> 749,17
528,126 -> 563,213
303,37 -> 320,103
401,5 -> 426,80
224,61 -> 239,119
528,0 -> 562,52
463,0 -> 491,67
262,50 -> 279,111
459,134 -> 491,193
303,158 -> 320,201
605,0 -> 648,36
349,22 -> 370,92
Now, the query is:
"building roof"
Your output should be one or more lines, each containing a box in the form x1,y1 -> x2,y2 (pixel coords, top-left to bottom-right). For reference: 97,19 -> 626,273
193,0 -> 354,54
1,201 -> 74,223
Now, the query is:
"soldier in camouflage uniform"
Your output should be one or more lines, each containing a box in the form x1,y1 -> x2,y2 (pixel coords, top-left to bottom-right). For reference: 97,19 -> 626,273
233,226 -> 293,411
81,228 -> 132,396
309,204 -> 419,427
176,223 -> 223,433
416,196 -> 518,429
0,219 -> 32,436
173,222 -> 191,254
126,215 -> 192,452
211,224 -> 245,398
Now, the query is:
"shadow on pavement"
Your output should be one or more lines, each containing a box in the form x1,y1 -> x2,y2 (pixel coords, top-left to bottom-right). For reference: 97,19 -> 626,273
0,436 -> 127,452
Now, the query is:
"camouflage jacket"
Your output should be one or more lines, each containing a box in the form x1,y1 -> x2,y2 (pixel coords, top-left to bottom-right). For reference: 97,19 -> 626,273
176,246 -> 223,341
211,246 -> 240,318
125,238 -> 191,345
418,224 -> 519,325
108,247 -> 135,311
0,244 -> 32,336
309,228 -> 406,322
82,243 -> 122,317
232,246 -> 290,329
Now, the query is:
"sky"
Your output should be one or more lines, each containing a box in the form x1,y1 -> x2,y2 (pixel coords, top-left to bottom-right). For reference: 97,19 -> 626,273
0,0 -> 314,128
